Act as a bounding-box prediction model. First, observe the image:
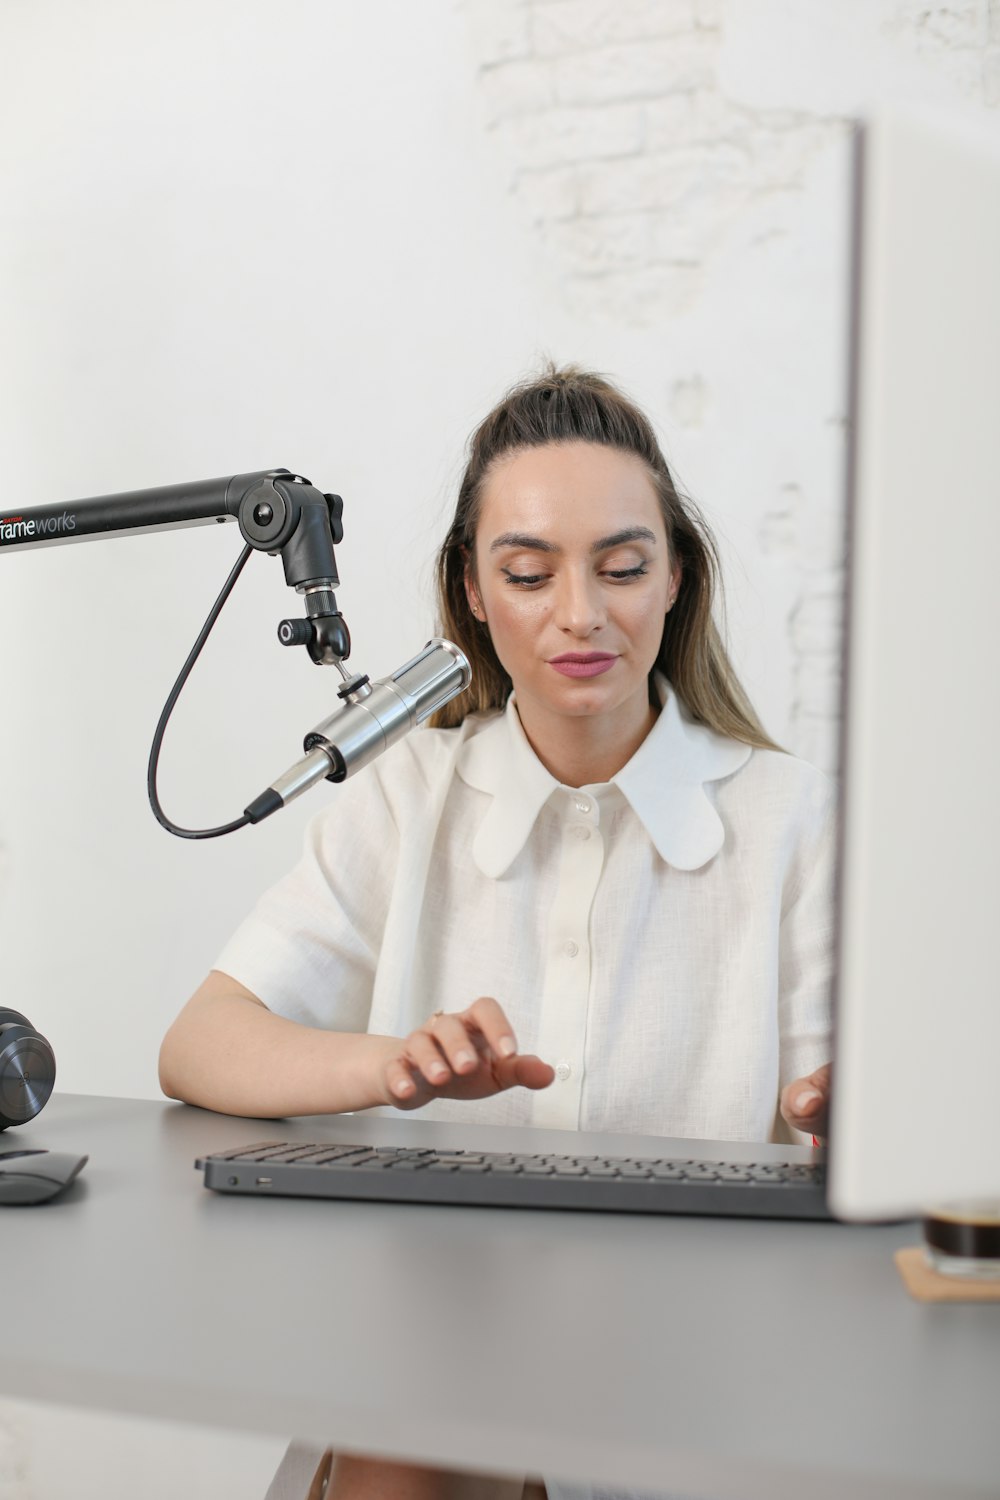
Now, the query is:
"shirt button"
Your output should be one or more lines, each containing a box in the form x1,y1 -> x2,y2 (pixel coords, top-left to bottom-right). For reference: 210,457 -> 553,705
564,940 -> 579,958
574,798 -> 591,815
572,825 -> 591,842
555,1061 -> 572,1082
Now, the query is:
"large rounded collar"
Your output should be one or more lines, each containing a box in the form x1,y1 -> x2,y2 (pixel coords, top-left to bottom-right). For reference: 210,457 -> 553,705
456,676 -> 752,879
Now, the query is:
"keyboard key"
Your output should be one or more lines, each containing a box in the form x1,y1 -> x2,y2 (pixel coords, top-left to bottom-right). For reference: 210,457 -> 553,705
310,1147 -> 373,1162
229,1145 -> 303,1162
213,1142 -> 285,1160
269,1150 -> 326,1164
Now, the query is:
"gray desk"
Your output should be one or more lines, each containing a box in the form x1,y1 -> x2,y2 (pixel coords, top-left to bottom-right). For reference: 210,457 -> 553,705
4,1095 -> 999,1500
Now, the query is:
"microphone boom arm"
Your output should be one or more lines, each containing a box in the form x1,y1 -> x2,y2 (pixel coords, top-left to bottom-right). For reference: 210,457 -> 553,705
1,468 -> 471,834
1,468 -> 352,664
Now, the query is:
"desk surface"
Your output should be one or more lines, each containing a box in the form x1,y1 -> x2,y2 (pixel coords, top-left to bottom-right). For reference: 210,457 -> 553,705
4,1094 -> 999,1500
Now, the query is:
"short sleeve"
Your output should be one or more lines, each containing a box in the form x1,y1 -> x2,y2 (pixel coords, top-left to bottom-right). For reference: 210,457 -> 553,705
213,767 -> 399,1031
776,779 -> 837,1116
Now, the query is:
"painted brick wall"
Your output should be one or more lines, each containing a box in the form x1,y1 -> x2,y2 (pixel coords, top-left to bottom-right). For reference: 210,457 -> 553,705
462,0 -> 999,772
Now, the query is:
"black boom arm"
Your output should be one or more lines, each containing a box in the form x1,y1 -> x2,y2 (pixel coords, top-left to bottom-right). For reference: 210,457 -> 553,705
0,468 -> 350,664
0,467 -> 471,837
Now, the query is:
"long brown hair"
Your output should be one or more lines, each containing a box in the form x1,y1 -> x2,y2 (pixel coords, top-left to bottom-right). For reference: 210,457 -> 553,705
431,363 -> 780,750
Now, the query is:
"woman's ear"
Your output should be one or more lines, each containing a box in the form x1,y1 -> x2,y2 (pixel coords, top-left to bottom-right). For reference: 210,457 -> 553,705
464,555 -> 485,622
666,558 -> 682,612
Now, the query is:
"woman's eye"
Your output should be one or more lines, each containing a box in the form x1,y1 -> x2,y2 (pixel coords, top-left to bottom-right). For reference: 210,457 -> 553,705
500,563 -> 649,587
603,564 -> 648,581
502,570 -> 548,587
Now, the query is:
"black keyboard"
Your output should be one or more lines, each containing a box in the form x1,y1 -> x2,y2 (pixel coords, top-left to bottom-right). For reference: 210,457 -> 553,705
196,1141 -> 832,1220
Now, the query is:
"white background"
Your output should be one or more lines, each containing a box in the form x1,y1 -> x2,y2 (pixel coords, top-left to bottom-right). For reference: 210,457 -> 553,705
0,0 -> 997,1494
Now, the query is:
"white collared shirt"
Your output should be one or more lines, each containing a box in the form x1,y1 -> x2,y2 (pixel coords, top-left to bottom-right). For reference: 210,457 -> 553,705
215,678 -> 835,1144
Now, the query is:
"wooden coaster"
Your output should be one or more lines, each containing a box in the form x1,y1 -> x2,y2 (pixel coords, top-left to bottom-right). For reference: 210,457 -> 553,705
895,1245 -> 1000,1302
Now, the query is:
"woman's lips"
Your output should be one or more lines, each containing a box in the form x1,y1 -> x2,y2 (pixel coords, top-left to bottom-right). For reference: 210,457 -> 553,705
548,654 -> 618,678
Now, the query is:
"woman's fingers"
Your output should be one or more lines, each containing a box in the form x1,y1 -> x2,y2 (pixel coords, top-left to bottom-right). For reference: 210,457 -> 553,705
459,996 -> 519,1060
425,1012 -> 484,1076
383,998 -> 554,1107
403,1027 -> 451,1085
384,1056 -> 421,1104
779,1062 -> 832,1136
505,1054 -> 556,1091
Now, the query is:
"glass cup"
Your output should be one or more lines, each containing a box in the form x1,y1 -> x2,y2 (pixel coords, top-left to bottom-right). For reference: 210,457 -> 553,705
922,1199 -> 1000,1279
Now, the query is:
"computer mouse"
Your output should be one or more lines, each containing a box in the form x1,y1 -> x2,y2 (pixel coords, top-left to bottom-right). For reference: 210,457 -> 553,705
0,1147 -> 87,1204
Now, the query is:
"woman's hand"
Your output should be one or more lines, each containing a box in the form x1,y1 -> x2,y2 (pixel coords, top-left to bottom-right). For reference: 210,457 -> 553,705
380,997 -> 555,1112
780,1062 -> 832,1140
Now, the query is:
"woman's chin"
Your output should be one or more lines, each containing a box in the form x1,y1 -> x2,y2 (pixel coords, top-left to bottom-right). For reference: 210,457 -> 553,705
528,672 -> 634,719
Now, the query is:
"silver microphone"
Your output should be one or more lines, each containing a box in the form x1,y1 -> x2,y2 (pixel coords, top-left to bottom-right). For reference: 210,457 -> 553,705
245,638 -> 471,823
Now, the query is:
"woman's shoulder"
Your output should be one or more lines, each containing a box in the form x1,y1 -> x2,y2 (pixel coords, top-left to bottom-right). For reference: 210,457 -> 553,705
742,743 -> 834,795
723,742 -> 837,831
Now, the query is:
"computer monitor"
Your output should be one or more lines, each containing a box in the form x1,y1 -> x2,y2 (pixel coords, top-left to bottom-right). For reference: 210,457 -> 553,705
828,108 -> 1000,1220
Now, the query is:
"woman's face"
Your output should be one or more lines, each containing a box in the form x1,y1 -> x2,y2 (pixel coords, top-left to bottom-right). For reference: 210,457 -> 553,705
466,441 -> 680,734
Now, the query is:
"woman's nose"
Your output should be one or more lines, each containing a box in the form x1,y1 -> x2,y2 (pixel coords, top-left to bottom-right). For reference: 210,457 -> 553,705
553,571 -> 606,636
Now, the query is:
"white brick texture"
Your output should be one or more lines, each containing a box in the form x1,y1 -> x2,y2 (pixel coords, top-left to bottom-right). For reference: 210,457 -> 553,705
497,99 -> 645,168
461,0 -> 1000,769
532,0 -> 703,55
552,36 -> 716,106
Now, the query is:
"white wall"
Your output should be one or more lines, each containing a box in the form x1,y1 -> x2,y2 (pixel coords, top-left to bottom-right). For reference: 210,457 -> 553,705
1,0 -> 997,1493
0,0 -> 559,1100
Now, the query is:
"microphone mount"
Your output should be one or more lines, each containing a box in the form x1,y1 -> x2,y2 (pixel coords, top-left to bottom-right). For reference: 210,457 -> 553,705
1,467 -> 351,663
0,468 -> 471,837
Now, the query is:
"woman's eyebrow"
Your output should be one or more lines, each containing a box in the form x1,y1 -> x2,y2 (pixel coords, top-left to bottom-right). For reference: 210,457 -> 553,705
489,532 -> 559,553
488,526 -> 657,555
590,526 -> 657,553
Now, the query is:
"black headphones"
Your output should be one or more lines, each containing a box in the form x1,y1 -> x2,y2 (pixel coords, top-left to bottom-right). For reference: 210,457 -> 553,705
0,1010 -> 56,1130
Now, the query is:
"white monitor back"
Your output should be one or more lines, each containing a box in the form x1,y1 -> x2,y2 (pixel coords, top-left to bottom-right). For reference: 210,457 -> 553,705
829,109 -> 1000,1220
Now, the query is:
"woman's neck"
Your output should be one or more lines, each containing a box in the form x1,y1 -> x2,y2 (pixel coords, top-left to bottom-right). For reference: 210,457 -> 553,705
513,691 -> 659,788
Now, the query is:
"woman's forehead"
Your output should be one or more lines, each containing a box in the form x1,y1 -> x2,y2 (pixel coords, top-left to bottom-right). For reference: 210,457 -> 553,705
477,441 -> 664,543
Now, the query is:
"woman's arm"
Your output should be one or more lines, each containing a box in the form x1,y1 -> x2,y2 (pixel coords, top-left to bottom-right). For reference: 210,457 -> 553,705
160,977 -> 554,1119
158,969 -> 401,1118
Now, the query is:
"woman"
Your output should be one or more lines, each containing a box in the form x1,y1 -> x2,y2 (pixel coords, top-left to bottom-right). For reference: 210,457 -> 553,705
160,365 -> 834,1497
